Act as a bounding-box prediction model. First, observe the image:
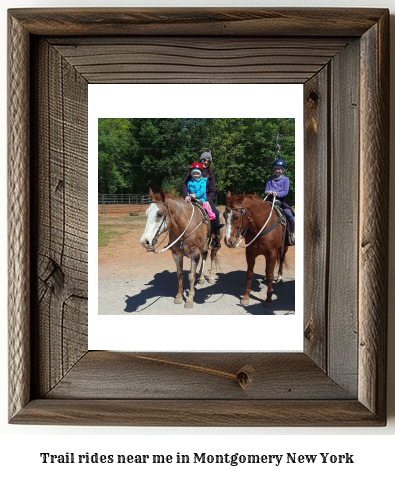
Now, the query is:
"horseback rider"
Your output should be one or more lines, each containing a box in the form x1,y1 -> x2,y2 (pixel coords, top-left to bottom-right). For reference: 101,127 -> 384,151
185,163 -> 208,202
185,162 -> 215,216
265,158 -> 295,245
182,148 -> 223,248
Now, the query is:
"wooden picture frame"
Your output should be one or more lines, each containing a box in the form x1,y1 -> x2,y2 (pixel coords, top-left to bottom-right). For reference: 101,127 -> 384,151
8,8 -> 389,426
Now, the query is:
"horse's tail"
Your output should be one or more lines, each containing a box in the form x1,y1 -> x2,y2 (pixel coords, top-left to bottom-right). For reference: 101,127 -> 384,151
212,249 -> 223,272
278,248 -> 288,268
277,227 -> 288,267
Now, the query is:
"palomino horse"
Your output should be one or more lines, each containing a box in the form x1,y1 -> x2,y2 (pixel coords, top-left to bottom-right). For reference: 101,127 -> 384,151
140,188 -> 223,308
224,192 -> 288,305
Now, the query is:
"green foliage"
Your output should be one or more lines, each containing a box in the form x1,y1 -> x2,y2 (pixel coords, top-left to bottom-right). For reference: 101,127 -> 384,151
98,118 -> 135,193
98,118 -> 295,204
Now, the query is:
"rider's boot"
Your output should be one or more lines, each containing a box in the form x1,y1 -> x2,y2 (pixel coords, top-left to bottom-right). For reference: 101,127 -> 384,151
286,214 -> 295,246
211,224 -> 224,249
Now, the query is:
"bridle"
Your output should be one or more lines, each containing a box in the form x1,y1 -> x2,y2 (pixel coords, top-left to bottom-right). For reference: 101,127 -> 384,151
226,199 -> 276,248
150,201 -> 170,250
148,200 -> 196,254
225,206 -> 250,248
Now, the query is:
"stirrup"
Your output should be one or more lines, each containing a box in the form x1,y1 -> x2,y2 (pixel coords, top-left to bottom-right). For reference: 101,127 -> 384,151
287,233 -> 295,246
210,234 -> 221,249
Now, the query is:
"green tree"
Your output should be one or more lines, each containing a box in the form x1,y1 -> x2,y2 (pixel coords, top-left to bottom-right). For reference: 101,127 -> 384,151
97,117 -> 296,204
98,118 -> 135,193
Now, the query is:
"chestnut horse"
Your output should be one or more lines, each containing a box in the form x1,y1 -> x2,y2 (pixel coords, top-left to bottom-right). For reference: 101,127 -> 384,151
224,192 -> 288,305
140,188 -> 223,308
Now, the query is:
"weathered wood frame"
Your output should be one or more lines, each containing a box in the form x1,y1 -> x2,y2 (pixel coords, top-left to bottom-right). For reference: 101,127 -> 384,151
8,8 -> 389,426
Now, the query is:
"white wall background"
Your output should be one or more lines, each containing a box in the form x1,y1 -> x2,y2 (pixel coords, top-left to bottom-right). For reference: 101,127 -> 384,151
1,0 -> 394,476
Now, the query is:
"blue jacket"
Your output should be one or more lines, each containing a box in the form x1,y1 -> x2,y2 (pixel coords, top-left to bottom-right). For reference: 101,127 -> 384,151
183,169 -> 216,204
187,177 -> 208,202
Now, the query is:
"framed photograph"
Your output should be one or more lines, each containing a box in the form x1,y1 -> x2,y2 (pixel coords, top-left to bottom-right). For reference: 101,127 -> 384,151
8,8 -> 389,426
90,85 -> 303,352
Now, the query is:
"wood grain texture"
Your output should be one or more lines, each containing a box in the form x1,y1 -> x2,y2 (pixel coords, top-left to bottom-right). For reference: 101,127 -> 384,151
7,8 -> 389,426
327,40 -> 360,396
49,37 -> 350,84
8,8 -> 387,37
359,12 -> 389,420
46,352 -> 354,400
303,67 -> 329,370
31,39 -> 88,397
11,399 -> 384,427
8,13 -> 31,421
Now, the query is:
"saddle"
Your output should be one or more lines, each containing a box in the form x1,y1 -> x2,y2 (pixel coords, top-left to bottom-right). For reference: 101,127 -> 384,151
190,198 -> 210,224
273,198 -> 295,216
190,199 -> 213,250
273,203 -> 295,246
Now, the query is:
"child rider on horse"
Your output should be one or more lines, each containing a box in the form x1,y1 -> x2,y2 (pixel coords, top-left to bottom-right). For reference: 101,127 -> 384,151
185,163 -> 208,203
184,162 -> 217,240
183,148 -> 222,248
265,158 -> 295,245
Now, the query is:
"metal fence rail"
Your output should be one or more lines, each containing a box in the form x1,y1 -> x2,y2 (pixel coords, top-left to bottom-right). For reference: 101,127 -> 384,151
98,194 -> 151,205
98,194 -> 151,214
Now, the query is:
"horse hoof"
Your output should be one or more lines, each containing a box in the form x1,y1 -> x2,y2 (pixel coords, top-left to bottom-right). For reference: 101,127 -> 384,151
208,278 -> 215,284
240,299 -> 250,306
277,276 -> 283,283
184,302 -> 193,309
174,298 -> 183,304
198,278 -> 205,284
263,301 -> 273,309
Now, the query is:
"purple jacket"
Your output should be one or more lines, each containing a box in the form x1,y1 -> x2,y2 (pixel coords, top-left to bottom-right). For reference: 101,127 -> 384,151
182,169 -> 216,204
265,175 -> 290,199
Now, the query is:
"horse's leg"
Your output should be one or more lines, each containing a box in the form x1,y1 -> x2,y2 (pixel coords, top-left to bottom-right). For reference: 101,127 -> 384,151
208,248 -> 218,284
265,250 -> 278,305
172,252 -> 184,304
277,245 -> 288,283
241,249 -> 256,305
185,253 -> 200,308
198,251 -> 208,284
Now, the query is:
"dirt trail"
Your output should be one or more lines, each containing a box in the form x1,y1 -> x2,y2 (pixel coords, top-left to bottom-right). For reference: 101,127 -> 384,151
98,213 -> 295,315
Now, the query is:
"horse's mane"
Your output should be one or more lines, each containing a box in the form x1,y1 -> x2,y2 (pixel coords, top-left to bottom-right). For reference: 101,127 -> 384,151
166,194 -> 184,202
165,189 -> 178,199
231,193 -> 265,206
246,193 -> 264,202
165,194 -> 191,211
152,189 -> 180,203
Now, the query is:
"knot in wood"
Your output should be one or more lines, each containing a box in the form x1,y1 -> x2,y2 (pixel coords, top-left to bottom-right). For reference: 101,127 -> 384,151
304,322 -> 314,341
308,91 -> 319,103
236,365 -> 255,390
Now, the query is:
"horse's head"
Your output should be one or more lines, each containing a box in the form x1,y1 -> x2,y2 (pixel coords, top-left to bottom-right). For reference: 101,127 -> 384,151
223,191 -> 248,248
140,188 -> 170,250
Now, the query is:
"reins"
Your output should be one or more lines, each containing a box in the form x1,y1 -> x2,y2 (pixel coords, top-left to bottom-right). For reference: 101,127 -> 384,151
182,205 -> 206,240
230,198 -> 276,248
150,200 -> 196,254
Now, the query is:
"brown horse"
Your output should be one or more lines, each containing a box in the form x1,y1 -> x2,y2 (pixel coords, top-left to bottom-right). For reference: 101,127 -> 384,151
140,188 -> 223,308
224,192 -> 288,305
